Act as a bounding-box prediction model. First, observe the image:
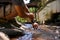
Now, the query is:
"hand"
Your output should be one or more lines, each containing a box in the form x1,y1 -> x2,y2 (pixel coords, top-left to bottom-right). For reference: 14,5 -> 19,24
28,13 -> 34,21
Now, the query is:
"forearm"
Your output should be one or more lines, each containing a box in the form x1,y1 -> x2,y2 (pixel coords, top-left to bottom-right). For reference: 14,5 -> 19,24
14,5 -> 28,18
23,5 -> 29,13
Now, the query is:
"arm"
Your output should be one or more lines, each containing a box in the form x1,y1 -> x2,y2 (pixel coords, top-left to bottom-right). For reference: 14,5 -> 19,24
13,0 -> 34,21
14,5 -> 29,18
14,5 -> 34,21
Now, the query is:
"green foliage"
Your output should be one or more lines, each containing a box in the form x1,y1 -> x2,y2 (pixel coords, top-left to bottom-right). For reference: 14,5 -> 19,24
29,7 -> 33,12
29,7 -> 38,13
16,16 -> 27,23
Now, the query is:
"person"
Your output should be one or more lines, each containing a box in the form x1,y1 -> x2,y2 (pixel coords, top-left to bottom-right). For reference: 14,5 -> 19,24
0,0 -> 34,40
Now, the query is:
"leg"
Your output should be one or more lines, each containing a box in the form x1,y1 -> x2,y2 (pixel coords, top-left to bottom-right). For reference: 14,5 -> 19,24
0,32 -> 10,40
